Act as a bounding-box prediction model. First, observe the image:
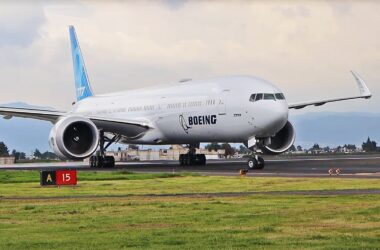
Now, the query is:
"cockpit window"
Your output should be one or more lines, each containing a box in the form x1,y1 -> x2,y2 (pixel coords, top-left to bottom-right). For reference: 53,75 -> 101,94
255,93 -> 263,101
250,93 -> 281,102
275,93 -> 285,100
264,94 -> 275,100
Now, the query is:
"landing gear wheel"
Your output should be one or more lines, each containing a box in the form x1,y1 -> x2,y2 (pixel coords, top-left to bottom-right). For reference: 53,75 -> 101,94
257,156 -> 265,169
198,154 -> 206,166
179,153 -> 206,166
179,154 -> 185,166
95,156 -> 103,168
90,156 -> 96,168
247,157 -> 258,169
185,155 -> 191,165
89,155 -> 115,168
189,155 -> 196,165
103,156 -> 115,168
247,156 -> 265,170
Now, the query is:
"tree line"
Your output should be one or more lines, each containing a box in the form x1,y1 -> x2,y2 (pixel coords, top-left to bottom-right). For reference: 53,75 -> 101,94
0,141 -> 58,160
205,137 -> 380,156
289,137 -> 378,153
0,136 -> 378,160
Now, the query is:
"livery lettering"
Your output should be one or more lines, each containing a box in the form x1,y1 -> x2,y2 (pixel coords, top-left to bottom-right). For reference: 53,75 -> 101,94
187,115 -> 217,126
205,116 -> 210,124
211,115 -> 217,124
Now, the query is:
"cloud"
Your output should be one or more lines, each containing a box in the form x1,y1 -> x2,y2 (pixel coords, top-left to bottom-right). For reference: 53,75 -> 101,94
162,0 -> 187,10
275,5 -> 311,18
328,1 -> 352,16
0,2 -> 46,47
0,1 -> 378,115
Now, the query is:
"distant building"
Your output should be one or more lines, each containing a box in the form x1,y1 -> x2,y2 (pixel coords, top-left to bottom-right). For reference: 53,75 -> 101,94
106,145 -> 225,162
0,157 -> 15,165
334,146 -> 363,154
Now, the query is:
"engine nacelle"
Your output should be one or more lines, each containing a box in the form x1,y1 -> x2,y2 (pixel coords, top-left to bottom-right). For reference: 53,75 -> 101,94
49,116 -> 99,160
260,121 -> 296,155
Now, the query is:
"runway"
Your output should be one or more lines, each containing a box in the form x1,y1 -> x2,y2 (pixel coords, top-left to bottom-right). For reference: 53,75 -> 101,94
1,155 -> 380,178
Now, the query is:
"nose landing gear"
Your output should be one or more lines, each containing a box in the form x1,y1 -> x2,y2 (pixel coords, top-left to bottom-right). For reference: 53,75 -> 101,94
245,136 -> 265,170
246,156 -> 265,170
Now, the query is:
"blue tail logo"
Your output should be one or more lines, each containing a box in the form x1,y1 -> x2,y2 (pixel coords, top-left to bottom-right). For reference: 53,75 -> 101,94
69,26 -> 94,101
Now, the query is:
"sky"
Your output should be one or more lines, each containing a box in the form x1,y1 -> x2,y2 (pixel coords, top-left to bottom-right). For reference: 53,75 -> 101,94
0,0 -> 379,114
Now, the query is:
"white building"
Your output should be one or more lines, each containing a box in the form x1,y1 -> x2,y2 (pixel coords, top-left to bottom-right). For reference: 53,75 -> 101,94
0,157 -> 15,165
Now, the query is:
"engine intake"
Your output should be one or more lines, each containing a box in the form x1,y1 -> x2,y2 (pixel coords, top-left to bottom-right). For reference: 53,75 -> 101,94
261,121 -> 296,155
49,116 -> 99,160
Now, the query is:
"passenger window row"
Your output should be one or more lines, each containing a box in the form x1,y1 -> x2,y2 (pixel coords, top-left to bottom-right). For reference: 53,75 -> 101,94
249,93 -> 285,102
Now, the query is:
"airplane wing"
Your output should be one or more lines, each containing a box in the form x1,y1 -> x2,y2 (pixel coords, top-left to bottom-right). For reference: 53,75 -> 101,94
0,106 -> 64,122
288,71 -> 372,110
0,107 -> 152,138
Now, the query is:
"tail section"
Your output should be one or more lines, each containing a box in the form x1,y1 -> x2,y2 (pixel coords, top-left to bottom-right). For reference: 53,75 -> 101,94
69,25 -> 94,101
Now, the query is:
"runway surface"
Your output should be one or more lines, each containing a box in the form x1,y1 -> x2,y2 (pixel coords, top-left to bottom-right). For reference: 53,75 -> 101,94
1,155 -> 380,178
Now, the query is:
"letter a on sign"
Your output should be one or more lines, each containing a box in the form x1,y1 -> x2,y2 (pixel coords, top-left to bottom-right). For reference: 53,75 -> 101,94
46,174 -> 53,182
40,171 -> 57,186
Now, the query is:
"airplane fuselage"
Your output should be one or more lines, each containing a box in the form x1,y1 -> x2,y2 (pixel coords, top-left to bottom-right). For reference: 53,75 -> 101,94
72,76 -> 289,145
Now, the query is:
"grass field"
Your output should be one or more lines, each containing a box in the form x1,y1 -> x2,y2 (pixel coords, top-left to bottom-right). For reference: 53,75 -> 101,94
0,171 -> 379,249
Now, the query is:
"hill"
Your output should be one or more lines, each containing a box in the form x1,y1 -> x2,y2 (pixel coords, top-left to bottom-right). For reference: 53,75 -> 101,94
290,112 -> 380,148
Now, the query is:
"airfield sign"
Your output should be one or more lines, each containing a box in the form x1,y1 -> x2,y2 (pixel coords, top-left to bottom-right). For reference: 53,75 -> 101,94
40,170 -> 77,186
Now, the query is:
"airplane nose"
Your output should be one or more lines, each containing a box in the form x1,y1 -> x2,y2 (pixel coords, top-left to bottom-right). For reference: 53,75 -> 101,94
271,103 -> 288,128
259,102 -> 289,135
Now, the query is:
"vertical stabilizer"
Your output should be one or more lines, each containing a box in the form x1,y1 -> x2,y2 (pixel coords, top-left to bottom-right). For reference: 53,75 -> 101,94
69,25 -> 94,101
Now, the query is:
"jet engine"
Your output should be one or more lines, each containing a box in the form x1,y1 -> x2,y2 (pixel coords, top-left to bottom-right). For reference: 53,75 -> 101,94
49,116 -> 99,160
260,121 -> 296,155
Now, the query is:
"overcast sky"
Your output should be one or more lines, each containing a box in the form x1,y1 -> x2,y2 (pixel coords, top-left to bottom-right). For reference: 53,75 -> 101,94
0,0 -> 379,114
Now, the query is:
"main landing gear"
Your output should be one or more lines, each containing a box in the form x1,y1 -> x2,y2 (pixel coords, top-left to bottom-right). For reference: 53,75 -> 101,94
89,130 -> 118,168
90,155 -> 115,168
179,145 -> 206,166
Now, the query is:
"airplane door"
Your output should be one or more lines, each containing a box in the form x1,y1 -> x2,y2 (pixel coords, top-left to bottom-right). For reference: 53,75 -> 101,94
218,90 -> 229,115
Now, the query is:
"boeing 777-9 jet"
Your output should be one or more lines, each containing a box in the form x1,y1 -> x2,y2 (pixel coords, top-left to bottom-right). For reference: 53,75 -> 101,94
0,26 -> 372,169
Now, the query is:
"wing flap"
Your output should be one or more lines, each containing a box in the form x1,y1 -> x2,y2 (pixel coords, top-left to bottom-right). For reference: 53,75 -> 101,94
288,71 -> 372,110
88,116 -> 151,139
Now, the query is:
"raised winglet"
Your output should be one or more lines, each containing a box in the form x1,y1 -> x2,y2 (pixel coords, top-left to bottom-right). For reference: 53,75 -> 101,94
289,71 -> 372,110
350,70 -> 372,99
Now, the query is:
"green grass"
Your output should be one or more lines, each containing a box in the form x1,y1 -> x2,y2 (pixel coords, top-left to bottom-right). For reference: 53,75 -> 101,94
0,170 -> 379,198
0,170 -> 199,184
0,171 -> 380,249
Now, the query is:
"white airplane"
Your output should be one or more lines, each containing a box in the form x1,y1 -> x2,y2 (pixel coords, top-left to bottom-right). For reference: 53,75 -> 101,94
0,26 -> 372,169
